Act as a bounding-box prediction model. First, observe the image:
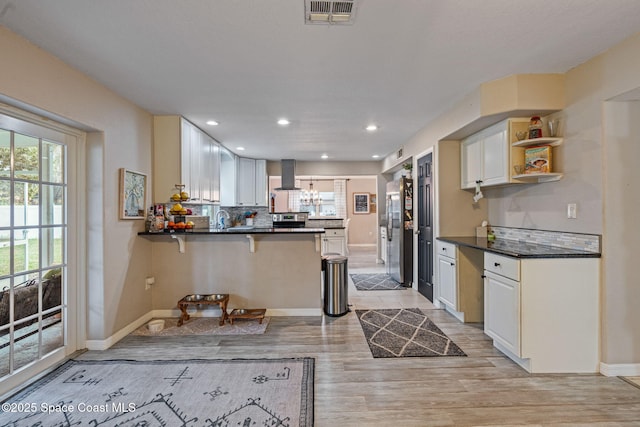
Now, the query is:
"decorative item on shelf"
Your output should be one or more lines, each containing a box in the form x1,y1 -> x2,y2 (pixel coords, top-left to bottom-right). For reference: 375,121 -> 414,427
547,118 -> 560,137
525,145 -> 552,174
402,162 -> 413,179
513,165 -> 525,175
515,131 -> 528,141
528,116 -> 543,139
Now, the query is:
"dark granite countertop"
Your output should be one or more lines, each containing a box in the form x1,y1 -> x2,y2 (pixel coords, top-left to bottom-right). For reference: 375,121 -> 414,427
139,227 -> 325,236
306,218 -> 344,221
437,236 -> 601,259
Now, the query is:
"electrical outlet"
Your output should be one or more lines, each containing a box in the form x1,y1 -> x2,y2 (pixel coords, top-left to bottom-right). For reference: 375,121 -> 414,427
567,203 -> 577,219
145,276 -> 155,290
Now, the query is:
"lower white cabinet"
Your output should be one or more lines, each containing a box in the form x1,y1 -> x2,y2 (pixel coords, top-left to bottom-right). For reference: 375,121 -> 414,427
321,229 -> 346,256
484,270 -> 521,357
483,252 -> 600,373
436,241 -> 484,322
437,247 -> 457,309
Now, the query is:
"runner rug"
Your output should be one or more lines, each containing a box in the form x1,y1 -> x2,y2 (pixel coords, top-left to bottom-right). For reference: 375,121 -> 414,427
131,317 -> 269,336
350,273 -> 406,290
356,308 -> 466,358
1,358 -> 314,426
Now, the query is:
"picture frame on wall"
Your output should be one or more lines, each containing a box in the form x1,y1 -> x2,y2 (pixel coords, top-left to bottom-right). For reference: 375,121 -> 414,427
119,168 -> 147,219
353,193 -> 370,214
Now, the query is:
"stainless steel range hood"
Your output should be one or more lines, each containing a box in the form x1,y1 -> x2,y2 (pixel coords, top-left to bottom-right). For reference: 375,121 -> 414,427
274,159 -> 301,190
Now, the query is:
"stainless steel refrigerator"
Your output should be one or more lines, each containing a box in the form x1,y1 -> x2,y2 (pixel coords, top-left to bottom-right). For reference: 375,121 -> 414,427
386,178 -> 414,285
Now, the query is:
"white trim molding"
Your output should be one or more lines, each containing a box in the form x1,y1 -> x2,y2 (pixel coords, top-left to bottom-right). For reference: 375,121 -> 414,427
600,362 -> 640,377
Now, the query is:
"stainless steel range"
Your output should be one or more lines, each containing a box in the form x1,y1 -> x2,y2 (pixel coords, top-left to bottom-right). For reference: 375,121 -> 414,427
272,212 -> 307,228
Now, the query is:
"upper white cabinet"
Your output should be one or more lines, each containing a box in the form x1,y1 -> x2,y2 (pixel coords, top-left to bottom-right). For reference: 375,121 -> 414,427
219,146 -> 237,206
461,118 -> 529,189
236,158 -> 267,206
152,116 -> 221,203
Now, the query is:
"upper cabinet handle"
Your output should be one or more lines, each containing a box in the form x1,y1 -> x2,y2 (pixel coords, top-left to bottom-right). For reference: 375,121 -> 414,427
494,262 -> 501,267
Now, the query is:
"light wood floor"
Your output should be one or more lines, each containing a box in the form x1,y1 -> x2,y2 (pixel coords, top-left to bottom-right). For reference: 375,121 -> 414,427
77,246 -> 640,426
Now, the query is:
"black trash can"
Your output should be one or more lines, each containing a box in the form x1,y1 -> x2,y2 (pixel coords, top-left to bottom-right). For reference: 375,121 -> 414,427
322,255 -> 349,317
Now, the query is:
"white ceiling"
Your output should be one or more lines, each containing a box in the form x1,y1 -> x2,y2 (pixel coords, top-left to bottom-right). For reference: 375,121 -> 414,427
2,0 -> 640,161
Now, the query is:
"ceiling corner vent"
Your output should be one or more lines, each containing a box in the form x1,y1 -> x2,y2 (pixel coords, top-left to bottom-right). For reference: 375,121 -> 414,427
305,0 -> 356,25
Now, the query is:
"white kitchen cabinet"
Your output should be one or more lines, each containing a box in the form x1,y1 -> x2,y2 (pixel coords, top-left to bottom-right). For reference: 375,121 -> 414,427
199,134 -> 220,203
461,118 -> 529,189
321,228 -> 346,256
153,116 -> 221,204
483,253 -> 600,373
219,147 -> 237,206
437,241 -> 457,308
484,254 -> 521,356
436,241 -> 484,322
236,158 -> 267,207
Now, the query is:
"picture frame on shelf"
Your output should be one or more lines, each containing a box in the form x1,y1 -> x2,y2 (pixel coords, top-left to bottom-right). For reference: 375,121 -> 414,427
353,193 -> 370,214
119,168 -> 147,219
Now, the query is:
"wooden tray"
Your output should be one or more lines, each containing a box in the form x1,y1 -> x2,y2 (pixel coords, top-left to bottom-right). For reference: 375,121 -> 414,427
228,308 -> 266,324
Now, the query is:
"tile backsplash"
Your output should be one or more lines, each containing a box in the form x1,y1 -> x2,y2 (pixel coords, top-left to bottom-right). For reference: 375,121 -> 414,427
492,226 -> 601,253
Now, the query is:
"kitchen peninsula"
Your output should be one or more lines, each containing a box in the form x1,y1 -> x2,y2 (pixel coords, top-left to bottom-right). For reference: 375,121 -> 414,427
139,227 -> 325,316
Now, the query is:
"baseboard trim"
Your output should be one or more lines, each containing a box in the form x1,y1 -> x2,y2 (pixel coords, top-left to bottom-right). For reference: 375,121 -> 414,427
600,362 -> 640,377
85,312 -> 153,351
85,307 -> 322,351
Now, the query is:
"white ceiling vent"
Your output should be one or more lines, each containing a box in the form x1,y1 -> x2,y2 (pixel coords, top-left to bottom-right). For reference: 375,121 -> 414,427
305,0 -> 356,25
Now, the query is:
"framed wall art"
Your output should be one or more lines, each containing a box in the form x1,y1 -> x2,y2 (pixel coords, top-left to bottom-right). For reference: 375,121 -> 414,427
119,168 -> 147,219
353,193 -> 370,214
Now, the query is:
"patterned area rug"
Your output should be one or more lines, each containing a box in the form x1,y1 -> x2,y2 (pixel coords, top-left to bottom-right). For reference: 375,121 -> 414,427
350,273 -> 406,290
2,358 -> 314,426
131,317 -> 269,336
356,308 -> 466,358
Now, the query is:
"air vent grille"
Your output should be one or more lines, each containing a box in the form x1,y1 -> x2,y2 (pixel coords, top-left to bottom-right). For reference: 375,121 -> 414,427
305,0 -> 356,25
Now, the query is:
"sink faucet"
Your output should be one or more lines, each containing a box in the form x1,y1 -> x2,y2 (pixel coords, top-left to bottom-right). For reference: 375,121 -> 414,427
215,209 -> 230,229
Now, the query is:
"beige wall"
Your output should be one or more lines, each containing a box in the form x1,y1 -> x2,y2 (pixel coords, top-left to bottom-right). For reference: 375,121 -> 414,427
346,178 -> 377,245
0,26 -> 153,341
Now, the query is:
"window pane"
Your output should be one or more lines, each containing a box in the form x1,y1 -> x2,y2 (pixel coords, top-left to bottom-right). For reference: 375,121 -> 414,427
0,180 -> 9,227
14,133 -> 39,181
13,230 -> 38,274
0,277 -> 9,327
0,230 -> 9,276
41,184 -> 64,226
42,227 -> 64,268
13,182 -> 39,227
0,129 -> 9,178
42,140 -> 63,183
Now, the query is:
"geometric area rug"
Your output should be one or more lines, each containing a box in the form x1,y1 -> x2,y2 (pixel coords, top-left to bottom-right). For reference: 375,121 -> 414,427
1,357 -> 315,426
350,273 -> 406,290
356,308 -> 466,358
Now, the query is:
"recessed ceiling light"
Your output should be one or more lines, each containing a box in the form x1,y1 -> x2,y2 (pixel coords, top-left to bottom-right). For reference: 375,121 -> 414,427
278,118 -> 290,126
321,154 -> 329,159
366,124 -> 378,131
372,154 -> 380,158
237,146 -> 245,151
206,120 -> 219,126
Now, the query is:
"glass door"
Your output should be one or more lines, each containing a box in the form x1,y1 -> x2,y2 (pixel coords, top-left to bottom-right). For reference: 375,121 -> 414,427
0,110 -> 81,389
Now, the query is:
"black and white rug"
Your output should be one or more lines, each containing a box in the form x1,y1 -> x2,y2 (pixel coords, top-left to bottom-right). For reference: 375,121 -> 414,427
356,308 -> 466,358
2,358 -> 314,426
350,273 -> 406,290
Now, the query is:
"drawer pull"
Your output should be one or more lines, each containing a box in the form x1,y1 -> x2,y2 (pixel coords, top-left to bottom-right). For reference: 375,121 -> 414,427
494,262 -> 501,267
449,262 -> 455,266
442,248 -> 447,251
481,275 -> 486,279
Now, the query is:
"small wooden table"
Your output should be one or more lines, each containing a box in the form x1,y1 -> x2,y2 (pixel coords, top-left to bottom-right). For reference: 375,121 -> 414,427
228,308 -> 266,325
177,294 -> 229,326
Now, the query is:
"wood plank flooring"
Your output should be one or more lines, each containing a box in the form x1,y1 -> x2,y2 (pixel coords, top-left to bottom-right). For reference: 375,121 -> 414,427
77,246 -> 640,426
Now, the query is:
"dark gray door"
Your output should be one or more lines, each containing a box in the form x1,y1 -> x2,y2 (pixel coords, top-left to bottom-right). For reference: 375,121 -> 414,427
417,153 -> 433,301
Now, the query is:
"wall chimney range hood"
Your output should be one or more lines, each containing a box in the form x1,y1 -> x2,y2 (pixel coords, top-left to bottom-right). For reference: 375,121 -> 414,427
275,159 -> 301,190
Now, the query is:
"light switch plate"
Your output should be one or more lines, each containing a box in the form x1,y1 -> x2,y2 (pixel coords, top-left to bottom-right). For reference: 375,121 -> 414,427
567,203 -> 577,219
